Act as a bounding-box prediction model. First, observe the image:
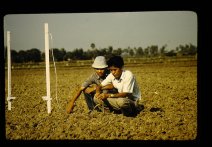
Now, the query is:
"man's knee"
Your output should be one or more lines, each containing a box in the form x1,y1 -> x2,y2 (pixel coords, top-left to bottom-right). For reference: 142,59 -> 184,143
117,98 -> 130,108
84,84 -> 96,94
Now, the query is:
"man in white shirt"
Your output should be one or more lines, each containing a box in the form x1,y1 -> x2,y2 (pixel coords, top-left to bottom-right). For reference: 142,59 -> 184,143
94,55 -> 141,117
66,56 -> 117,113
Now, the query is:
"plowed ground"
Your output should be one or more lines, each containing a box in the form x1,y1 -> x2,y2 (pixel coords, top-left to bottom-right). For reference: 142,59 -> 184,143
5,61 -> 197,141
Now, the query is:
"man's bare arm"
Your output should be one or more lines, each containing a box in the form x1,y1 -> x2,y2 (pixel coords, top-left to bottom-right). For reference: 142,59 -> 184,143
101,83 -> 114,90
66,87 -> 85,113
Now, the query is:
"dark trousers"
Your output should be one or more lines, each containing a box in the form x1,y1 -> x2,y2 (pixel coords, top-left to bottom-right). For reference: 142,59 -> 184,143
83,92 -> 95,110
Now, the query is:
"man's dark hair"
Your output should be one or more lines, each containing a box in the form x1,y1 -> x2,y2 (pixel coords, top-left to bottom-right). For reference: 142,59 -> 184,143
107,55 -> 124,68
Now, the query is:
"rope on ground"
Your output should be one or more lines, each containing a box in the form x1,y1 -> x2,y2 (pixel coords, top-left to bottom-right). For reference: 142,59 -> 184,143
49,33 -> 63,112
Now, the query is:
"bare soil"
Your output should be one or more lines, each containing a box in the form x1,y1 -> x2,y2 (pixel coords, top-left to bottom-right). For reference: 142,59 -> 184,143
5,61 -> 197,140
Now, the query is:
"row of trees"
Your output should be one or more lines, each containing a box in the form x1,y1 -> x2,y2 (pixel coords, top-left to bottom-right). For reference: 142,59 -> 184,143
5,43 -> 197,63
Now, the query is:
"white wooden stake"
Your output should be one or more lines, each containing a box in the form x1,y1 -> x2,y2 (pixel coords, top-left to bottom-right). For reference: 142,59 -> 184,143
7,31 -> 15,110
42,23 -> 52,114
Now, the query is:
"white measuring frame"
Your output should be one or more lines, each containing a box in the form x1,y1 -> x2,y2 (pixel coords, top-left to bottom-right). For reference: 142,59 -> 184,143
7,31 -> 16,110
42,23 -> 52,114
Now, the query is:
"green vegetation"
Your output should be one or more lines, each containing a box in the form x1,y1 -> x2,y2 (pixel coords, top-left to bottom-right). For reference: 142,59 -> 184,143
5,43 -> 197,64
5,56 -> 197,69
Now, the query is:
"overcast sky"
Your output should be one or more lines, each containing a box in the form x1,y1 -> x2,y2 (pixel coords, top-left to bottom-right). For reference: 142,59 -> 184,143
4,11 -> 197,52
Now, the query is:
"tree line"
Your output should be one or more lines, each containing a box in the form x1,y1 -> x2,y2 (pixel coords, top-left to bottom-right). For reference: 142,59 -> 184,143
5,43 -> 197,63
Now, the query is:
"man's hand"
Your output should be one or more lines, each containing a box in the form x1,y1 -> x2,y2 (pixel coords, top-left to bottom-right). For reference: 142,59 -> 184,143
66,101 -> 75,113
66,89 -> 83,114
96,93 -> 109,100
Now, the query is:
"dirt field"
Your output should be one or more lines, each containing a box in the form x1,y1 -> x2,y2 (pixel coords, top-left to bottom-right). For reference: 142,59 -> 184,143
5,61 -> 197,141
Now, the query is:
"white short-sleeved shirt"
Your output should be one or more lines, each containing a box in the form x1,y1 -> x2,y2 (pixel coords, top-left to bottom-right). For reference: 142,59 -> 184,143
101,70 -> 141,100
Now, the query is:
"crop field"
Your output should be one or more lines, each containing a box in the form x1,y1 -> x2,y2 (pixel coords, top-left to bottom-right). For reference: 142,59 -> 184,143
5,59 -> 197,141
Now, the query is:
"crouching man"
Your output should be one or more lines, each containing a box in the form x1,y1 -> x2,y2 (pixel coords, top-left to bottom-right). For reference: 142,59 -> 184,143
94,55 -> 142,117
